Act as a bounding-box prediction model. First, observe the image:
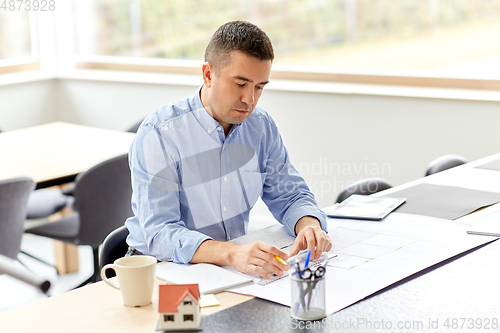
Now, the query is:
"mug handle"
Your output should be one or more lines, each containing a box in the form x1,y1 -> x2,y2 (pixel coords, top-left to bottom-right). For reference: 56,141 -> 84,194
101,264 -> 120,289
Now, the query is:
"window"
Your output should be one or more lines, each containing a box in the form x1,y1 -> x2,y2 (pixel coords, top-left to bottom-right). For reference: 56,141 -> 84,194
183,301 -> 192,305
0,10 -> 39,74
72,0 -> 500,82
164,314 -> 174,322
0,11 -> 34,59
183,314 -> 194,322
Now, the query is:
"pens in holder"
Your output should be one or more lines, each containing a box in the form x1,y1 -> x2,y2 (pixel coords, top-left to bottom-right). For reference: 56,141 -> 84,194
290,250 -> 327,321
303,250 -> 311,270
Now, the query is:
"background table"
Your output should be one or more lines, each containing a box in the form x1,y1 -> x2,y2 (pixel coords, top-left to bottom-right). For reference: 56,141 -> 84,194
0,122 -> 135,188
0,122 -> 136,273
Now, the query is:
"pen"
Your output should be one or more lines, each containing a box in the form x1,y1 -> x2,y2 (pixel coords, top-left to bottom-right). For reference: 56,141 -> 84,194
304,249 -> 311,269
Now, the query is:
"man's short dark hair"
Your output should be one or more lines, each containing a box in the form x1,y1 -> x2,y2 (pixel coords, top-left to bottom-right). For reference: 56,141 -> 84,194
204,21 -> 274,74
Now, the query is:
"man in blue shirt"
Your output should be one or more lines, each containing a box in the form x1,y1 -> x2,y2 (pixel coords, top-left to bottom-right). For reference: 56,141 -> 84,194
125,21 -> 331,279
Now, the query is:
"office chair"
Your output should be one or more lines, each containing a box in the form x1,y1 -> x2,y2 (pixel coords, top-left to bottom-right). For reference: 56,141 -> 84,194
425,154 -> 468,176
25,154 -> 133,287
99,225 -> 130,278
0,254 -> 51,293
335,177 -> 393,203
26,189 -> 68,219
0,177 -> 36,260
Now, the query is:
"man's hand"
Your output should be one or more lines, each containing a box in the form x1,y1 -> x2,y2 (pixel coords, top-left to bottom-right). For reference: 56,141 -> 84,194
289,216 -> 332,259
228,241 -> 289,279
191,240 -> 289,279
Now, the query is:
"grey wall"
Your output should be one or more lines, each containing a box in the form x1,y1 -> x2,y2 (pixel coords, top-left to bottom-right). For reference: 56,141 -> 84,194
3,77 -> 500,216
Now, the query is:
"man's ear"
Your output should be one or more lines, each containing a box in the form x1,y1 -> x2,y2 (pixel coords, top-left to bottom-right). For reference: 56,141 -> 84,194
202,62 -> 213,88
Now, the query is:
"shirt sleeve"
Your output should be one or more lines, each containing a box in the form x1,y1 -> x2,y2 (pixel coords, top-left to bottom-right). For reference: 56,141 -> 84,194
260,117 -> 327,237
128,123 -> 212,263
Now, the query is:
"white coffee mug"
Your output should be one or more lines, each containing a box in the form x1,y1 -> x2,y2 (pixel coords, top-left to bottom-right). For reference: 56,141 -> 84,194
101,255 -> 157,307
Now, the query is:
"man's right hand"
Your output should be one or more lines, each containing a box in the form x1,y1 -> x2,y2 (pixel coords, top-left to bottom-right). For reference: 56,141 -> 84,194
191,240 -> 289,279
228,241 -> 289,279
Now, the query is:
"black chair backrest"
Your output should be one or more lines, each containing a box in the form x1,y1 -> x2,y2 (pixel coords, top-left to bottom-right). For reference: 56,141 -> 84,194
425,154 -> 467,176
336,177 -> 393,203
73,154 -> 133,248
0,177 -> 35,259
99,225 -> 130,277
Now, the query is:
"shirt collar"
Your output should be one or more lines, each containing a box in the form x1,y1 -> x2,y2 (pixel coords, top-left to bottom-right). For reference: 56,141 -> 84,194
190,85 -> 242,138
190,86 -> 220,136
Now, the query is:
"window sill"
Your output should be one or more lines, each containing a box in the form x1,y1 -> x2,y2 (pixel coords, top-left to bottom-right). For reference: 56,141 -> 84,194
3,67 -> 500,103
0,70 -> 54,87
61,68 -> 500,103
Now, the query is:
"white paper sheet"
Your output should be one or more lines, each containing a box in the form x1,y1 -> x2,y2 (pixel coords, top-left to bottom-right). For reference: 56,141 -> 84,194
227,213 -> 497,315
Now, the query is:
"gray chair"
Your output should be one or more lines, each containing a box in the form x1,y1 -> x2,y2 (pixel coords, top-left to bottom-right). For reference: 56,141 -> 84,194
335,177 -> 393,203
0,253 -> 51,293
25,154 -> 133,286
99,225 -> 130,278
26,189 -> 68,219
425,154 -> 468,176
0,177 -> 35,260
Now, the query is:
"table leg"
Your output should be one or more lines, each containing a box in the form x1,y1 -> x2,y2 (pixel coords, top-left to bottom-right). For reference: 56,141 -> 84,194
53,241 -> 79,274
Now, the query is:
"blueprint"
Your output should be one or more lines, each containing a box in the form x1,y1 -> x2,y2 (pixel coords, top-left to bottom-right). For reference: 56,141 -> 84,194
228,212 -> 497,315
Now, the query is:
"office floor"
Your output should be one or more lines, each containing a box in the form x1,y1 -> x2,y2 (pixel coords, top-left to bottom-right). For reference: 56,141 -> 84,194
0,213 -> 277,313
0,234 -> 94,313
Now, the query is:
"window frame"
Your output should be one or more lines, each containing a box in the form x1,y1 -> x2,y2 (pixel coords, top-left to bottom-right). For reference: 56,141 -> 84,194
0,59 -> 40,74
74,57 -> 500,91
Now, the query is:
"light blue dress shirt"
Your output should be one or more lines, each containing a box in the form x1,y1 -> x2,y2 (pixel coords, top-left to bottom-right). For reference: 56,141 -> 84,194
125,87 -> 327,263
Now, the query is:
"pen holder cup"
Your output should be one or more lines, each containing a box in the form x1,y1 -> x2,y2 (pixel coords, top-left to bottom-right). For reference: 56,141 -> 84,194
290,274 -> 326,321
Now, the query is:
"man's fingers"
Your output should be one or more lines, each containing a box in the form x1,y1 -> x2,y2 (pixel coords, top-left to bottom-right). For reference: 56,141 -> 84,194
258,242 -> 288,261
303,227 -> 317,256
291,226 -> 333,259
253,266 -> 272,279
252,242 -> 289,274
313,231 -> 325,259
313,229 -> 330,258
288,244 -> 299,258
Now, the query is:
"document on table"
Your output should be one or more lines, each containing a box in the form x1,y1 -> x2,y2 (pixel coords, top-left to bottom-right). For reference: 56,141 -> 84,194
381,184 -> 500,220
326,194 -> 406,221
464,203 -> 500,237
156,262 -> 252,294
228,213 -> 497,315
475,158 -> 500,171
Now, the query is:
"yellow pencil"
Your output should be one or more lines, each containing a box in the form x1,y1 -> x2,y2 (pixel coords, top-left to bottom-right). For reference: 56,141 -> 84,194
274,255 -> 287,265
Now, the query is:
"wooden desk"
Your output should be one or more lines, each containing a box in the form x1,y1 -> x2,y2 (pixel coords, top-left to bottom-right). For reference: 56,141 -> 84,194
2,153 -> 500,332
0,122 -> 135,188
0,277 -> 252,333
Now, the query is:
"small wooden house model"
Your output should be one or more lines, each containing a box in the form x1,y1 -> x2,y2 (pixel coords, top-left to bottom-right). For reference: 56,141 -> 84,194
158,284 -> 201,331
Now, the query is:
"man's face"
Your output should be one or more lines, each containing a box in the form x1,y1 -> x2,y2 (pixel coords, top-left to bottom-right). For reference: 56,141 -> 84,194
201,50 -> 272,133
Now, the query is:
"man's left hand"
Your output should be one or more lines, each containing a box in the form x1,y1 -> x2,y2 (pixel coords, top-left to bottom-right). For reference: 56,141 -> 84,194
289,216 -> 332,259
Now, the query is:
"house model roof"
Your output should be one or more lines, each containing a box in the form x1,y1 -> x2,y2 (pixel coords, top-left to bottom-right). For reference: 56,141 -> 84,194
158,284 -> 200,313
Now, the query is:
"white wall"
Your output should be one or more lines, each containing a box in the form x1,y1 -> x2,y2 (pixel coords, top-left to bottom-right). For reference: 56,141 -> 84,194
55,79 -> 197,131
3,77 -> 500,214
0,79 -> 58,131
